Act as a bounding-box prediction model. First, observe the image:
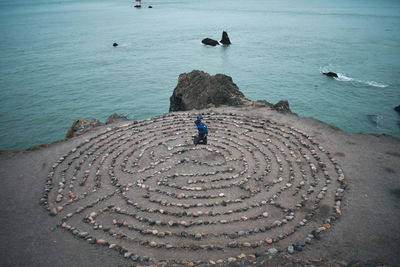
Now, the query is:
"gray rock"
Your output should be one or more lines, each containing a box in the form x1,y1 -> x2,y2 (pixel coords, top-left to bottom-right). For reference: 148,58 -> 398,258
268,248 -> 278,255
49,208 -> 57,216
229,241 -> 238,248
78,232 -> 89,238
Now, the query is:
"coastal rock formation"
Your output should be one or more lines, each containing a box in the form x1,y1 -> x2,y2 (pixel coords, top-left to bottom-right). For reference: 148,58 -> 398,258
220,31 -> 231,45
169,70 -> 246,111
65,119 -> 104,138
201,38 -> 219,46
273,100 -> 291,113
105,113 -> 129,125
169,70 -> 292,114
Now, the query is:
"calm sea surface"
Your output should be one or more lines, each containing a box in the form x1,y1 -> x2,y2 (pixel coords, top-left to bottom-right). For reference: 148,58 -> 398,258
1,0 -> 400,150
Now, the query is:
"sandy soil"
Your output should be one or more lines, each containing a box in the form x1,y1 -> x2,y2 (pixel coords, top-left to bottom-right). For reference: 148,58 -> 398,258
1,106 -> 399,267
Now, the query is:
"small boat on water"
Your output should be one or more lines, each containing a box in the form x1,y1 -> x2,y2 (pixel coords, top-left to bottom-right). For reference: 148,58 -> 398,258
134,0 -> 141,8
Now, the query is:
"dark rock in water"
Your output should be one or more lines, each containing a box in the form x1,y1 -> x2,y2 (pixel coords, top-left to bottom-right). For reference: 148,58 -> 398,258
366,114 -> 379,127
66,119 -> 104,138
113,43 -> 118,47
395,105 -> 400,114
148,5 -> 152,8
322,72 -> 338,78
220,31 -> 231,45
169,70 -> 246,112
202,38 -> 219,46
273,100 -> 292,113
105,113 -> 129,125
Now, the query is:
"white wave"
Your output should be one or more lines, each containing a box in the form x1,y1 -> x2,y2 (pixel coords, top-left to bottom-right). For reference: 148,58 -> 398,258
320,68 -> 389,88
364,81 -> 388,88
335,73 -> 353,81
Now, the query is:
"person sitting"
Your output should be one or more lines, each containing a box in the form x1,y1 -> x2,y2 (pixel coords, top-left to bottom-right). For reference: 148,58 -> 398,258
194,114 -> 208,145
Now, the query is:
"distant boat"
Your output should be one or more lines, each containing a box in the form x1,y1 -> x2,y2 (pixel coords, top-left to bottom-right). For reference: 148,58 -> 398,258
134,0 -> 141,8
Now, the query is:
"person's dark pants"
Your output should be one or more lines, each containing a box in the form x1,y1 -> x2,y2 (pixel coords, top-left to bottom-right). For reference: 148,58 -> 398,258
194,134 -> 207,145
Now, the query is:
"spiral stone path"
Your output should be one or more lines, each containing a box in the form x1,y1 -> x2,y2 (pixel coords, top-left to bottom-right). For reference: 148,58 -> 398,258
39,112 -> 346,265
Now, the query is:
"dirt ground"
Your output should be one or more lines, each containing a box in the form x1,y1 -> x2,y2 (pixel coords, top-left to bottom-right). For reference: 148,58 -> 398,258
1,106 -> 399,267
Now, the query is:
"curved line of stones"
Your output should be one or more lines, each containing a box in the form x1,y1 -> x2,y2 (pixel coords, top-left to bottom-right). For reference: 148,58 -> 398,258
41,112 -> 346,266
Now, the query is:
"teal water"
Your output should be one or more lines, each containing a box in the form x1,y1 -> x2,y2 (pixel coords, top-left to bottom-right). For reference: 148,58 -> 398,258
1,0 -> 399,150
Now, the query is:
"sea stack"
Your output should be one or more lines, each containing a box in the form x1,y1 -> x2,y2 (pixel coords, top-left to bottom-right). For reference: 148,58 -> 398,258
134,0 -> 141,8
220,31 -> 231,45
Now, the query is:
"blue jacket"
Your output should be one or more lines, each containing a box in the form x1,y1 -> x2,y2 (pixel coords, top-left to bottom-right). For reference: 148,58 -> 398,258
195,115 -> 208,135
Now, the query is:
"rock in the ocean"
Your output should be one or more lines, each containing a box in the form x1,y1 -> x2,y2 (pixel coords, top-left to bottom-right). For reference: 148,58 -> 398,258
65,119 -> 104,138
169,70 -> 247,112
220,31 -> 231,45
202,38 -> 219,46
394,105 -> 400,114
113,43 -> 118,47
322,72 -> 338,78
105,113 -> 129,125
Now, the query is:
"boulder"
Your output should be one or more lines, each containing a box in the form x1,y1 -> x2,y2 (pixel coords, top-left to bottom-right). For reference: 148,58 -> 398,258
105,113 -> 129,125
273,100 -> 292,113
169,70 -> 247,112
201,38 -> 219,46
65,119 -> 104,138
220,31 -> 231,45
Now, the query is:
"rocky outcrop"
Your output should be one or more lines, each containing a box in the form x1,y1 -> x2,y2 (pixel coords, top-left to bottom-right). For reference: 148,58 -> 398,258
105,113 -> 129,125
201,38 -> 219,46
65,113 -> 130,138
273,100 -> 291,113
65,119 -> 104,138
169,70 -> 247,112
220,31 -> 231,45
169,70 -> 292,114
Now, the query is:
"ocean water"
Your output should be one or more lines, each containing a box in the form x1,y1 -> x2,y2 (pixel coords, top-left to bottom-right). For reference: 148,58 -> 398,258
0,0 -> 399,150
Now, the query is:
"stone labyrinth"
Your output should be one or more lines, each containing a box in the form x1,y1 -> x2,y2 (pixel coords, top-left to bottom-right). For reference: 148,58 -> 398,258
40,112 -> 346,265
